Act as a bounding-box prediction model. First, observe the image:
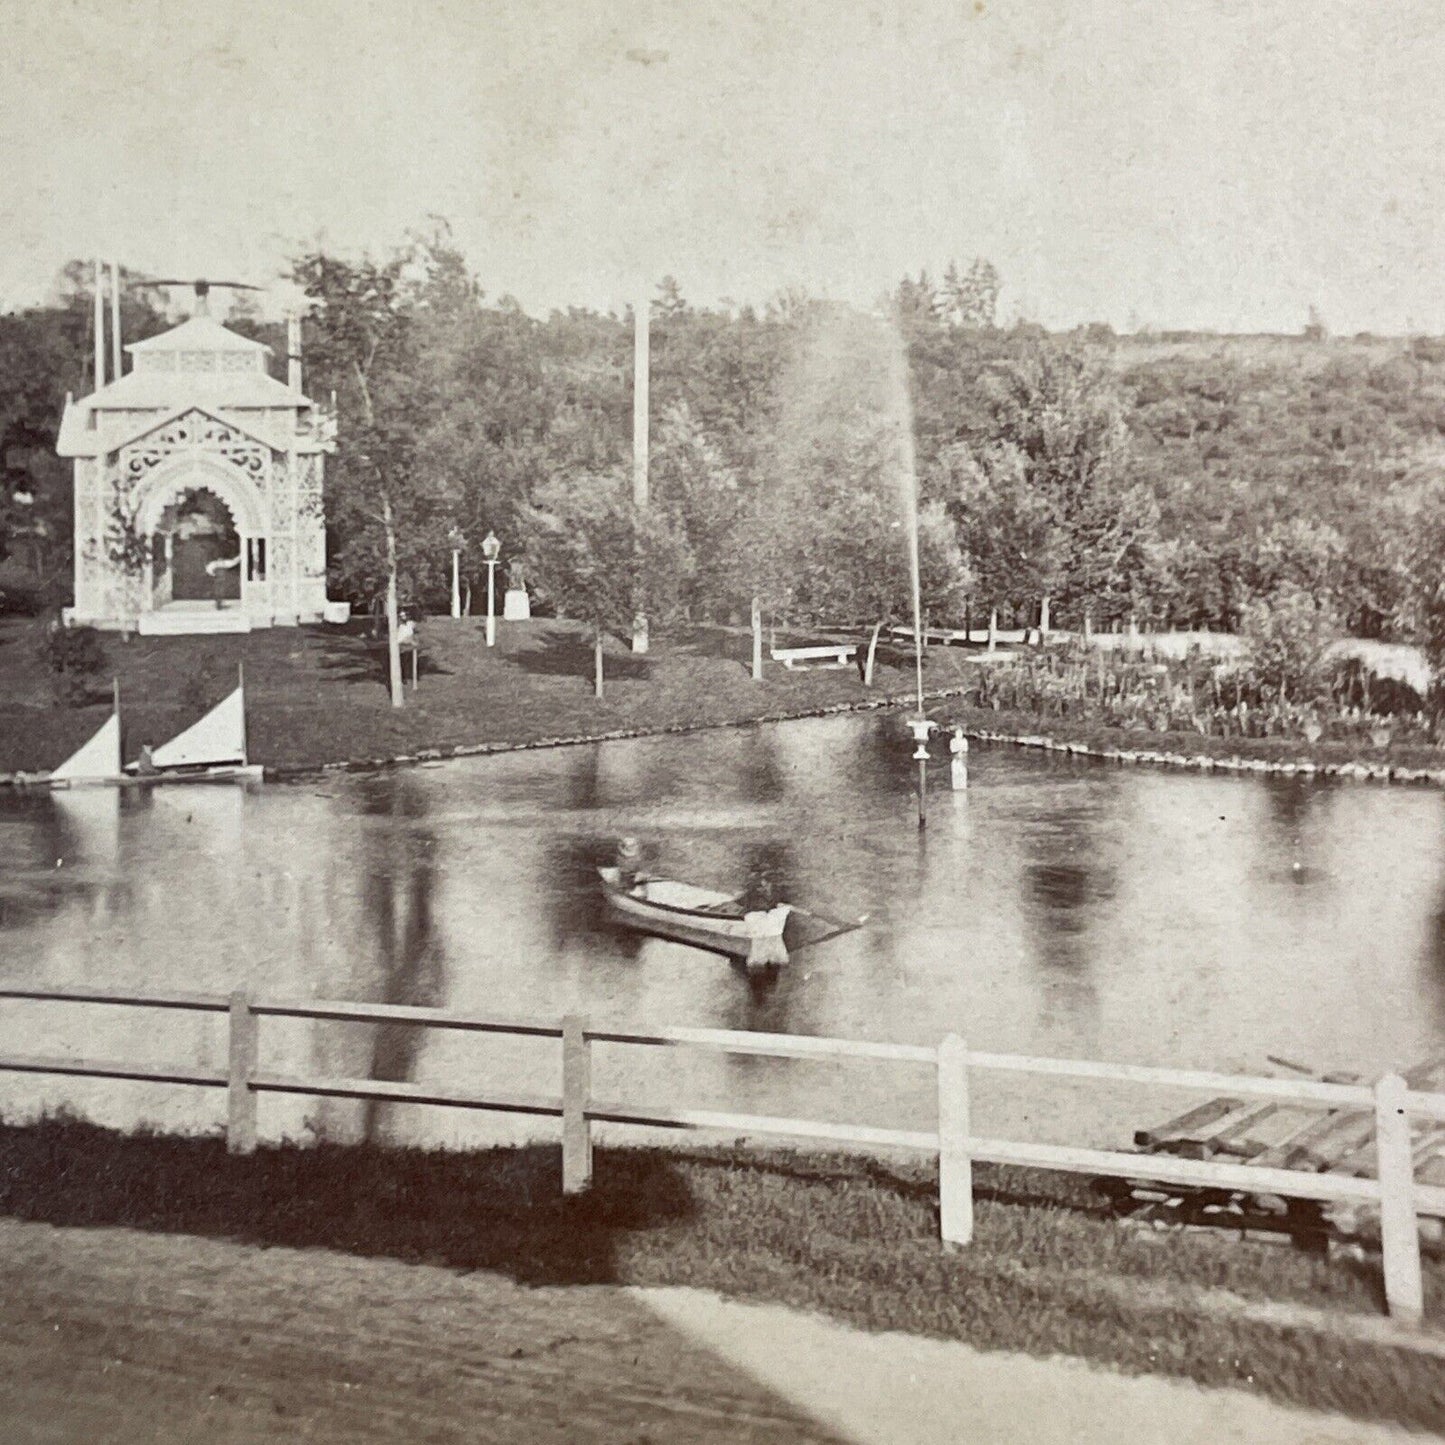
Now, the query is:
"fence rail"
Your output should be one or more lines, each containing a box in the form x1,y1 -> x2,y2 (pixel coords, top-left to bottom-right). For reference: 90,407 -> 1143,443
0,983 -> 1441,1327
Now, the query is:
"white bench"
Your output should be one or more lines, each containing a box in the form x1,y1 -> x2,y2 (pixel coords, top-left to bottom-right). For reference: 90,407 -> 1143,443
771,643 -> 858,671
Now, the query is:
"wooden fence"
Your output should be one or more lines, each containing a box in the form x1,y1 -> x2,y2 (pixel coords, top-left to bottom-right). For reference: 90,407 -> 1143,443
2,983 -> 1443,1326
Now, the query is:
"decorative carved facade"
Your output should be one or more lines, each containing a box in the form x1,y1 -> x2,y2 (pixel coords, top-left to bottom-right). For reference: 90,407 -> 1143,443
58,316 -> 334,633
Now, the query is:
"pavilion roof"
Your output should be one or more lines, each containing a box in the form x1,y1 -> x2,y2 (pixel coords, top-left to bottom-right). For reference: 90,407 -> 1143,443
126,316 -> 271,354
81,368 -> 309,411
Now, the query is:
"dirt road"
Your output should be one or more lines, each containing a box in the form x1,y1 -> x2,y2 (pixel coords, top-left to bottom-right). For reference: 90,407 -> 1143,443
0,1219 -> 1434,1444
0,1220 -> 839,1443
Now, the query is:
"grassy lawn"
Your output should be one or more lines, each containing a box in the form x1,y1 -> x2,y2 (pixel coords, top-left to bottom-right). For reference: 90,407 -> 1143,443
0,615 -> 976,776
6,614 -> 1444,780
1,1118 -> 1442,1432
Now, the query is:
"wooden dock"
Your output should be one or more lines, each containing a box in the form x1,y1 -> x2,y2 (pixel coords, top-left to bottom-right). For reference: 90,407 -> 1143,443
1115,1056 -> 1445,1249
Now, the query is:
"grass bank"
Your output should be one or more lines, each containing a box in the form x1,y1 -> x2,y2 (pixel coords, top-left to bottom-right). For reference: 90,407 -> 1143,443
6,614 -> 1445,784
0,615 -> 978,777
2,1117 -> 1442,1431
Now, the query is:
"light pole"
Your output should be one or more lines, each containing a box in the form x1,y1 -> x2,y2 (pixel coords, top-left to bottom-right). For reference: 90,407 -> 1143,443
482,530 -> 501,647
632,286 -> 649,655
448,526 -> 465,620
907,716 -> 937,830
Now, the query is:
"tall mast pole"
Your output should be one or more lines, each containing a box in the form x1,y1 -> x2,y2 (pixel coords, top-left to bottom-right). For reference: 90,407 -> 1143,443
631,286 -> 650,654
287,312 -> 302,391
92,259 -> 105,390
109,260 -> 122,381
632,288 -> 650,509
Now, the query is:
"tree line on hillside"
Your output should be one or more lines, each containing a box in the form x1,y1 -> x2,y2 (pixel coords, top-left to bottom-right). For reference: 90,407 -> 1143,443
7,235 -> 1445,705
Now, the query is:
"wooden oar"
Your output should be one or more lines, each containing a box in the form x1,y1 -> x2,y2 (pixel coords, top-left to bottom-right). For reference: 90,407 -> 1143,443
790,921 -> 869,955
790,902 -> 869,932
787,903 -> 871,955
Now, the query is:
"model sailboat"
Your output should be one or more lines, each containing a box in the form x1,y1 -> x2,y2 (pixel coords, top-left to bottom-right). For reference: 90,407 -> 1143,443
12,669 -> 263,789
45,681 -> 124,788
125,665 -> 263,783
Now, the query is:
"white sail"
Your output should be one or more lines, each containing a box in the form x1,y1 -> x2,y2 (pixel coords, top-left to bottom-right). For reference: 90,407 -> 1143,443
51,712 -> 122,782
150,686 -> 246,770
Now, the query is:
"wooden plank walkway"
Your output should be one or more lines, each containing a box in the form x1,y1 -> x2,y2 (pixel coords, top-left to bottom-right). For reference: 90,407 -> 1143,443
1116,1057 -> 1445,1248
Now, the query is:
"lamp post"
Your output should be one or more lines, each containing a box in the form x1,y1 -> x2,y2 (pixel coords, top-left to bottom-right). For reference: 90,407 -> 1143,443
448,526 -> 465,620
907,716 -> 937,830
482,530 -> 501,647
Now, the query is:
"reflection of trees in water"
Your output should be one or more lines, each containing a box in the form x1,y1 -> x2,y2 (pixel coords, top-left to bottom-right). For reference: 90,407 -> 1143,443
536,833 -> 632,957
1019,799 -> 1116,1036
734,727 -> 787,803
354,773 -> 448,1143
719,957 -> 817,1039
1423,854 -> 1445,1041
564,743 -> 604,813
0,791 -> 134,931
856,715 -> 920,795
1258,777 -> 1333,884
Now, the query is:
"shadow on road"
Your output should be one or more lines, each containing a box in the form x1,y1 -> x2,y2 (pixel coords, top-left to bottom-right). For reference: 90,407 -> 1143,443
0,1121 -> 695,1288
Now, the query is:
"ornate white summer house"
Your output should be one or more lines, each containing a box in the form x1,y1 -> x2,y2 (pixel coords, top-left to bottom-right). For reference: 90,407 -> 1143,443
57,314 -> 333,633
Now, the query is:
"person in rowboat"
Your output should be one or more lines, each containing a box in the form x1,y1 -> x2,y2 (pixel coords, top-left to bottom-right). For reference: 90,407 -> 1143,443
616,836 -> 645,889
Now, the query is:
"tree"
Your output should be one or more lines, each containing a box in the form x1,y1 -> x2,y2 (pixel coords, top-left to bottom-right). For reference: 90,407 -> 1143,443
521,472 -> 692,698
1238,582 -> 1340,706
0,264 -> 170,600
654,276 -> 688,320
1405,487 -> 1445,717
941,440 -> 1061,626
944,342 -> 1155,630
894,271 -> 940,328
293,243 -> 457,706
942,258 -> 1002,330
650,400 -> 742,620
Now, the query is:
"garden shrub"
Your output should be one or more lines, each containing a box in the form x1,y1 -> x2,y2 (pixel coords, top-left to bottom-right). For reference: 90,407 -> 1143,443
37,618 -> 106,706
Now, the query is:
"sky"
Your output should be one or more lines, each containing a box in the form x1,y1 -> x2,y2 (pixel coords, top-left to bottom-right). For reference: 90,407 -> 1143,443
3,0 -> 1445,332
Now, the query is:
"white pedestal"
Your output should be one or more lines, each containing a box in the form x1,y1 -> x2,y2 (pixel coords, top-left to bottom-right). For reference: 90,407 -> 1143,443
323,601 -> 352,625
503,588 -> 531,621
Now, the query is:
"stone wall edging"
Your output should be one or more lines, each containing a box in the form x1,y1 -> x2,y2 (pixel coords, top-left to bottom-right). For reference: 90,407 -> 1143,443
259,686 -> 979,783
9,684 -> 1443,788
960,727 -> 1445,786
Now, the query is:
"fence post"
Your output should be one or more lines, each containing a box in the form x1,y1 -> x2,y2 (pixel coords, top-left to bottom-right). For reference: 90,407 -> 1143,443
562,1014 -> 593,1194
227,990 -> 258,1156
938,1034 -> 973,1247
1375,1072 -> 1422,1326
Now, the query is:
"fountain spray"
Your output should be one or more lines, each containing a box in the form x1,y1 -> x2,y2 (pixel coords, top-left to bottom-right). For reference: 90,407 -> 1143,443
890,317 -> 932,828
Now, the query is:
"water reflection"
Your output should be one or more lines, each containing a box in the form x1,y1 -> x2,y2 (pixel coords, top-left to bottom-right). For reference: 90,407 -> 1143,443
2,713 -> 1444,1152
1258,776 -> 1332,886
0,789 -> 127,930
1017,795 -> 1115,1048
353,774 -> 447,1142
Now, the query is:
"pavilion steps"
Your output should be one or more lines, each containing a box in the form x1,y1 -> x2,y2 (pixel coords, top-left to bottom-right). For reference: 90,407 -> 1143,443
137,607 -> 252,636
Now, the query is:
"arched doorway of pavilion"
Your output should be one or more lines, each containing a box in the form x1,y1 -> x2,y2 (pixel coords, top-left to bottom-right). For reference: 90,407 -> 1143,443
153,488 -> 242,608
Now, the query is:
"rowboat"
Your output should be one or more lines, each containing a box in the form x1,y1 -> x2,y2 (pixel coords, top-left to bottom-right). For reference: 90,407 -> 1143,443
598,866 -> 791,969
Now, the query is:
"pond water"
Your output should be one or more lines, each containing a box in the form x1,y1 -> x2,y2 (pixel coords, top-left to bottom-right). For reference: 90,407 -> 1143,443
2,711 -> 1443,1154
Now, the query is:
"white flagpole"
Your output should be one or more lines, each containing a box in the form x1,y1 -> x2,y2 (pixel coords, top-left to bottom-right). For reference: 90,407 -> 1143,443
93,259 -> 105,389
631,286 -> 650,655
109,260 -> 122,381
